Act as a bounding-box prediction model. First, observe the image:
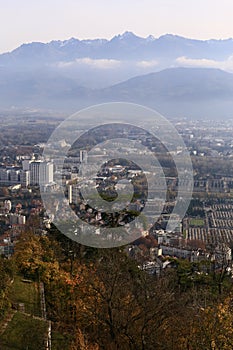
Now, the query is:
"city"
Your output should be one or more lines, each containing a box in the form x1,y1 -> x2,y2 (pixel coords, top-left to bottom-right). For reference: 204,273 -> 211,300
1,112 -> 233,348
1,0 -> 233,347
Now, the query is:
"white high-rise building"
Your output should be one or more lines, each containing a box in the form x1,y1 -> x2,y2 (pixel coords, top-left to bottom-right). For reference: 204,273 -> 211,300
29,161 -> 53,185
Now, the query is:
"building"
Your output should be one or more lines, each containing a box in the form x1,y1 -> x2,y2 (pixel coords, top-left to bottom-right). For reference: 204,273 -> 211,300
0,167 -> 29,187
9,213 -> 26,225
29,160 -> 53,185
80,150 -> 88,164
70,184 -> 80,204
4,200 -> 12,213
68,185 -> 72,204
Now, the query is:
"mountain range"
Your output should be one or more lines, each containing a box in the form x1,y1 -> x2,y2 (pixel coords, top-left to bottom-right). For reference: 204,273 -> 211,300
1,32 -> 233,118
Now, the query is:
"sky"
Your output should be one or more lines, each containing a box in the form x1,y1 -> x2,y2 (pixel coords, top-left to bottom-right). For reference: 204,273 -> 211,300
1,0 -> 233,53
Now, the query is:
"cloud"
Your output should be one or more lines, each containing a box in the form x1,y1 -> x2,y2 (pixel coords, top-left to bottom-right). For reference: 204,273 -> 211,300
56,58 -> 159,71
176,56 -> 233,71
57,57 -> 121,69
136,60 -> 158,68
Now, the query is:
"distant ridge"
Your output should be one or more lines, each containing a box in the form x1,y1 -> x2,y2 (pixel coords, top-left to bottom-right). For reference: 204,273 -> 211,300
98,67 -> 233,118
1,67 -> 233,119
1,32 -> 233,63
102,67 -> 233,100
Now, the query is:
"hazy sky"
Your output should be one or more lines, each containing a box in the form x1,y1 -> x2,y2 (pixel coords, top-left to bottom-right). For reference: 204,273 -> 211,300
1,0 -> 233,53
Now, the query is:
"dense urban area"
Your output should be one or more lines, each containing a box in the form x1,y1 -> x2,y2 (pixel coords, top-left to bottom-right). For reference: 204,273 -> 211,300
0,110 -> 233,349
